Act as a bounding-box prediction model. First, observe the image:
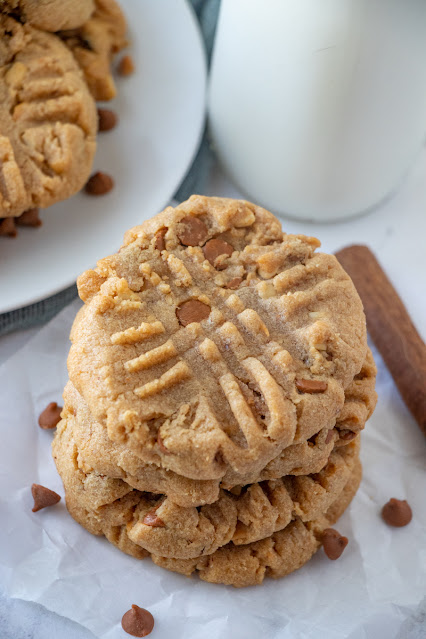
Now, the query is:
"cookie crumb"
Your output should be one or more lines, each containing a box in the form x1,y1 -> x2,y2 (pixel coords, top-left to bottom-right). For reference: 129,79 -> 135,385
121,605 -> 154,637
97,108 -> 118,132
322,528 -> 348,560
85,172 -> 114,196
381,498 -> 412,527
31,484 -> 61,512
118,54 -> 135,76
39,402 -> 62,429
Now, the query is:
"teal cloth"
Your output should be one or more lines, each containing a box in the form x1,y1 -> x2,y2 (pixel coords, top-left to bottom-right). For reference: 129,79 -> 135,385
0,0 -> 220,338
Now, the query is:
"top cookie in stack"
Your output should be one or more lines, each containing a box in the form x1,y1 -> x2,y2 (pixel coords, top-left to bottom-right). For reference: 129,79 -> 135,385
70,195 -> 368,479
54,195 -> 377,586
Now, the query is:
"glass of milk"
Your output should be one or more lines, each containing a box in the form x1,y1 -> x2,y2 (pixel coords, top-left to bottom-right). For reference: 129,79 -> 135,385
208,0 -> 426,222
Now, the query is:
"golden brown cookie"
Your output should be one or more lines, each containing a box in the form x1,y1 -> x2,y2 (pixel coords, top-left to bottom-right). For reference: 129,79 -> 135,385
0,0 -> 95,31
0,16 -> 97,218
53,406 -> 359,561
53,411 -> 362,586
59,0 -> 127,101
60,349 -> 375,507
151,458 -> 361,587
68,196 -> 368,482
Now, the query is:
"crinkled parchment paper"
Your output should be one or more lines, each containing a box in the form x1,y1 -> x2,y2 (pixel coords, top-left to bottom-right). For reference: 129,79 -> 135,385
0,300 -> 425,639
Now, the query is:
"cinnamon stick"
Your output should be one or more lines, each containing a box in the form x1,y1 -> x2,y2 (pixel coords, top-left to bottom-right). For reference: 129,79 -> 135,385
335,245 -> 426,436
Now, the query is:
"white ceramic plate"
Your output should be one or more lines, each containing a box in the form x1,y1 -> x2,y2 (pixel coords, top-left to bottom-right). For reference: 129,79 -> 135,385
0,0 -> 206,314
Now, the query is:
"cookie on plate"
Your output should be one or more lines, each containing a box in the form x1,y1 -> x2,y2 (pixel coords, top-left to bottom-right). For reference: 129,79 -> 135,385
68,196 -> 368,481
0,0 -> 95,31
59,0 -> 127,101
0,16 -> 97,219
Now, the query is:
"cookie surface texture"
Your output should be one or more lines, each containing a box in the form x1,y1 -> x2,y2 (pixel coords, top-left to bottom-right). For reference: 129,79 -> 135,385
59,0 -> 127,101
0,0 -> 95,31
69,196 -> 368,482
0,16 -> 97,218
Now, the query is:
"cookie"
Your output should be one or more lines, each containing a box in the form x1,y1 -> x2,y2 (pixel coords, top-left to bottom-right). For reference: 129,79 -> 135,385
68,196 -> 368,482
151,458 -> 362,587
59,0 -> 127,101
53,410 -> 359,560
60,349 -> 375,507
0,0 -> 95,31
53,411 -> 362,586
0,16 -> 97,218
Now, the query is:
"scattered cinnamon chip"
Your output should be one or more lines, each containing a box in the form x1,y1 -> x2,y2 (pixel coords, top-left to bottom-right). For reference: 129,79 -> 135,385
31,484 -> 61,512
325,429 -> 335,444
0,217 -> 17,237
177,216 -> 208,246
154,227 -> 167,252
85,171 -> 114,196
157,432 -> 169,454
118,54 -> 135,76
38,402 -> 62,429
381,498 -> 412,527
322,528 -> 348,560
296,379 -> 328,393
203,238 -> 233,269
338,429 -> 357,442
122,605 -> 154,637
97,108 -> 118,132
16,208 -> 42,227
176,299 -> 211,327
143,507 -> 165,528
225,277 -> 243,290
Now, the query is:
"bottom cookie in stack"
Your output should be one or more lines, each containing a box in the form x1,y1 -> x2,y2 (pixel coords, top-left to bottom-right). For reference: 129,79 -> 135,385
53,416 -> 362,587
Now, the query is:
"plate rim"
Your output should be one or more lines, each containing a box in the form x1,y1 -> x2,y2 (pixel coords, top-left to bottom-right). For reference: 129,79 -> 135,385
0,0 -> 207,315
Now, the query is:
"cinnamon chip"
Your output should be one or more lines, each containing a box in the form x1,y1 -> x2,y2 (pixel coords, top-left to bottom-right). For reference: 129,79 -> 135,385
157,432 -> 169,454
203,238 -> 233,269
322,528 -> 348,560
177,216 -> 208,246
154,228 -> 167,252
38,402 -> 62,429
16,208 -> 42,227
225,277 -> 243,290
296,379 -> 328,393
176,299 -> 211,327
143,507 -> 165,528
31,484 -> 61,512
85,171 -> 114,196
325,429 -> 335,444
381,498 -> 412,527
0,217 -> 17,237
121,605 -> 154,637
118,54 -> 135,76
339,429 -> 357,442
97,108 -> 118,132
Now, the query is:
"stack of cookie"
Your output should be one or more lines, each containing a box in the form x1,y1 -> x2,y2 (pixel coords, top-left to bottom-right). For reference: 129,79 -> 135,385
53,196 -> 377,587
0,0 -> 127,235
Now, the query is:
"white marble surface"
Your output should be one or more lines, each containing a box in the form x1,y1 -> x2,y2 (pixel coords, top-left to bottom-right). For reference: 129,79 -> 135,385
0,153 -> 425,638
